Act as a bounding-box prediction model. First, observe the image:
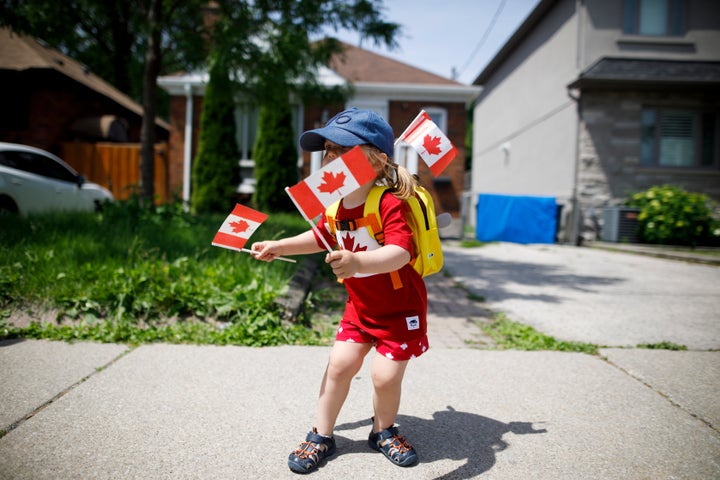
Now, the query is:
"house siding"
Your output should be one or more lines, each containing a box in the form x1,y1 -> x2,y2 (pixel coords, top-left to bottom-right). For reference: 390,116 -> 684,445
0,70 -> 159,155
472,0 -> 579,204
160,45 -> 478,214
579,89 -> 720,211
472,0 -> 720,242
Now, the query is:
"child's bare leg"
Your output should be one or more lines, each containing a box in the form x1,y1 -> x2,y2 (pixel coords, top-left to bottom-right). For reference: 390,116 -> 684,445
315,341 -> 372,436
370,353 -> 409,432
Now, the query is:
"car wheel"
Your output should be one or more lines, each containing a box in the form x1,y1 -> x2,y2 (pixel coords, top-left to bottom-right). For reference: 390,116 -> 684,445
0,195 -> 19,215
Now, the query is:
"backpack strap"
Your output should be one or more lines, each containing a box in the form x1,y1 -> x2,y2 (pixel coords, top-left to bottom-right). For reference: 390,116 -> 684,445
325,198 -> 342,237
361,185 -> 389,245
364,186 -> 403,289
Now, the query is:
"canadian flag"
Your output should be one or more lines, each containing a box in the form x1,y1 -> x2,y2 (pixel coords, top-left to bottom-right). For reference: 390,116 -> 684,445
398,110 -> 457,176
286,146 -> 376,220
212,204 -> 268,252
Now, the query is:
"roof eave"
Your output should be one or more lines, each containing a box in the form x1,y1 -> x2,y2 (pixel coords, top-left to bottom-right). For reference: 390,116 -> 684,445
568,77 -> 720,90
158,73 -> 481,105
353,82 -> 482,105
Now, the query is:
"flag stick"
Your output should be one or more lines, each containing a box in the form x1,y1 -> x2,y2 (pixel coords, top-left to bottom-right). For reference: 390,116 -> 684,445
285,187 -> 334,253
241,248 -> 296,263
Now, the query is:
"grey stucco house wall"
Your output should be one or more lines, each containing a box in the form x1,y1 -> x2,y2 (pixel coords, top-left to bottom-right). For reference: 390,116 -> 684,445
471,0 -> 720,243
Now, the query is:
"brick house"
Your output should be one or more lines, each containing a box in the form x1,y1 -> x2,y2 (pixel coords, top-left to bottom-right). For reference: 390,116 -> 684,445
0,28 -> 169,155
470,0 -> 720,242
158,42 -> 480,217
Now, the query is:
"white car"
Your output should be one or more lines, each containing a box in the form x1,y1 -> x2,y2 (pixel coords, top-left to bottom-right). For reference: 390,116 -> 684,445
0,142 -> 114,215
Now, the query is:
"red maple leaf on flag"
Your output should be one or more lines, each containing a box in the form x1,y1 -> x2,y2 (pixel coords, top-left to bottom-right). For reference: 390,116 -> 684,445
342,233 -> 367,253
422,135 -> 443,156
229,219 -> 250,233
317,170 -> 346,194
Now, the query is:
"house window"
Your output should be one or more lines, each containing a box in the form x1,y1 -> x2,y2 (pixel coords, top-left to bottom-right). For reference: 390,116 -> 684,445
424,107 -> 449,133
395,144 -> 419,174
233,104 -> 303,193
641,108 -> 718,168
623,0 -> 685,36
235,106 -> 260,161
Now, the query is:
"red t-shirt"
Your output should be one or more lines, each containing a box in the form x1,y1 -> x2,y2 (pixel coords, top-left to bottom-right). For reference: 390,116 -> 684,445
314,192 -> 427,341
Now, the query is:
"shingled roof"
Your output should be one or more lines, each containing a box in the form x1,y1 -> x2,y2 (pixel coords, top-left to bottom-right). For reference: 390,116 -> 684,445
329,41 -> 463,86
568,57 -> 720,89
0,27 -> 169,130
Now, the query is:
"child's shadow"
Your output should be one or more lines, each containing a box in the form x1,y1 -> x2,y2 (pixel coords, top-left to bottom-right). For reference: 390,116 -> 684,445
335,406 -> 546,479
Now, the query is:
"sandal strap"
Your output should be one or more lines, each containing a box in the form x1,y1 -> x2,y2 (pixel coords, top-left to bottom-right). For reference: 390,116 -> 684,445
378,426 -> 412,451
292,431 -> 331,459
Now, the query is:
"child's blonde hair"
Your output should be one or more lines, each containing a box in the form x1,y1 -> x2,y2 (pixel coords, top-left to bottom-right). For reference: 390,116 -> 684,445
359,145 -> 418,201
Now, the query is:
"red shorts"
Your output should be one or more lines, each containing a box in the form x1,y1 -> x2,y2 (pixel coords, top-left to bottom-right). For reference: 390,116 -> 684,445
335,319 -> 429,361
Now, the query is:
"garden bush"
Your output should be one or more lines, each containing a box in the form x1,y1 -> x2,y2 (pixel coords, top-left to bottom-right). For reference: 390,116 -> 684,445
625,184 -> 719,246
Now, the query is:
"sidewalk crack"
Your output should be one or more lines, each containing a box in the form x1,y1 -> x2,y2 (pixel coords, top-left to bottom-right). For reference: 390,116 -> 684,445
0,346 -> 134,438
603,357 -> 719,435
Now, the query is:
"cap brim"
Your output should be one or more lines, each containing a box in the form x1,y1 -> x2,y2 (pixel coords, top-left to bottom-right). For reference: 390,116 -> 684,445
299,126 -> 366,152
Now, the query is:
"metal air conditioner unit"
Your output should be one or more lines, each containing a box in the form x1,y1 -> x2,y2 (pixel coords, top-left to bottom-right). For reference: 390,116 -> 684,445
601,207 -> 640,243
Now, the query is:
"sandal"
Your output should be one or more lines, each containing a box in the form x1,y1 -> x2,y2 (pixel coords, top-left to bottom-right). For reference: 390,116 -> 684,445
288,428 -> 336,474
368,424 -> 418,467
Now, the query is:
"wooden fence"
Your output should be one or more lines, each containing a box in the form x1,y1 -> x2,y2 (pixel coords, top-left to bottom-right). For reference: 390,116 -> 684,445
60,142 -> 170,203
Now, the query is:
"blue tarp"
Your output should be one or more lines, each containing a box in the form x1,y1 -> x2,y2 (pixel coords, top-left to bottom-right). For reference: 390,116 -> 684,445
476,194 -> 558,244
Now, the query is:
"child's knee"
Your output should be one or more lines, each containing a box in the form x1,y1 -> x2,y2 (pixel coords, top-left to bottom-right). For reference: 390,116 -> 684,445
371,367 -> 404,391
327,355 -> 363,380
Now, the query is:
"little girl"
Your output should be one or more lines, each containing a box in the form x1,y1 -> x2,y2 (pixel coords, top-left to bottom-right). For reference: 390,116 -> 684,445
251,107 -> 428,474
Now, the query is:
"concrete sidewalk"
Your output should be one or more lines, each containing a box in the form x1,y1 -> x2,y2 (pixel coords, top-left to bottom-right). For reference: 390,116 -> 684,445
1,341 -> 719,479
1,243 -> 719,479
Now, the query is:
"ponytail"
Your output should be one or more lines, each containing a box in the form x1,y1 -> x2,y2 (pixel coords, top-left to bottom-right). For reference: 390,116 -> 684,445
360,144 -> 419,201
390,164 -> 418,200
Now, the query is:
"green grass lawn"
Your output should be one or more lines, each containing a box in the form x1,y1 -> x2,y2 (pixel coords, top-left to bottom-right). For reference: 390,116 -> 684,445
0,200 -> 327,346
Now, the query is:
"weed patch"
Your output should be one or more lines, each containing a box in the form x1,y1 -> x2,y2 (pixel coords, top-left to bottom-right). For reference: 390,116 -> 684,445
637,341 -> 687,351
482,313 -> 598,354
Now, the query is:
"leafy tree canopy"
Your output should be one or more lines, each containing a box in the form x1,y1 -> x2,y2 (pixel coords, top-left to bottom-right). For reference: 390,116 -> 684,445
0,0 -> 400,203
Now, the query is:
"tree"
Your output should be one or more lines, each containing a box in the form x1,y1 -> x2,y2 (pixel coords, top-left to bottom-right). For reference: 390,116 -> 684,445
0,0 -> 207,110
1,0 -> 400,207
191,53 -> 239,214
253,93 -> 298,213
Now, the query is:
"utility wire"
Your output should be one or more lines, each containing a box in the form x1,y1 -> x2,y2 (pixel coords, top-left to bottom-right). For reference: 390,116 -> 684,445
455,0 -> 507,80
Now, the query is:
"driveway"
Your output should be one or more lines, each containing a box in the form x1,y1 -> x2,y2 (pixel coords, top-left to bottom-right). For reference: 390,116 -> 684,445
442,243 -> 720,350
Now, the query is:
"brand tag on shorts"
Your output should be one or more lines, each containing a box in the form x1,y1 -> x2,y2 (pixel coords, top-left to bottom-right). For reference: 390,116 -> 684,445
406,315 -> 420,331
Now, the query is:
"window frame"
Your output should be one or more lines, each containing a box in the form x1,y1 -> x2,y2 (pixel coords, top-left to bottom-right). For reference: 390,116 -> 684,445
623,0 -> 686,37
233,103 -> 303,193
640,106 -> 719,169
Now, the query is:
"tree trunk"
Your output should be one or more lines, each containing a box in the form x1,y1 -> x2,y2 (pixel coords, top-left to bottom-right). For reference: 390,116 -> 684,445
109,0 -> 134,96
139,0 -> 163,206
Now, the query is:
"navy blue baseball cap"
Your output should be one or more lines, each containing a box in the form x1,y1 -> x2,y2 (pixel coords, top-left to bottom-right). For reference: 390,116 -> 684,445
300,107 -> 395,158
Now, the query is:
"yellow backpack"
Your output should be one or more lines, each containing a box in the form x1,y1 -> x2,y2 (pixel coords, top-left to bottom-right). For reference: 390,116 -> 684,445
325,185 -> 444,289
